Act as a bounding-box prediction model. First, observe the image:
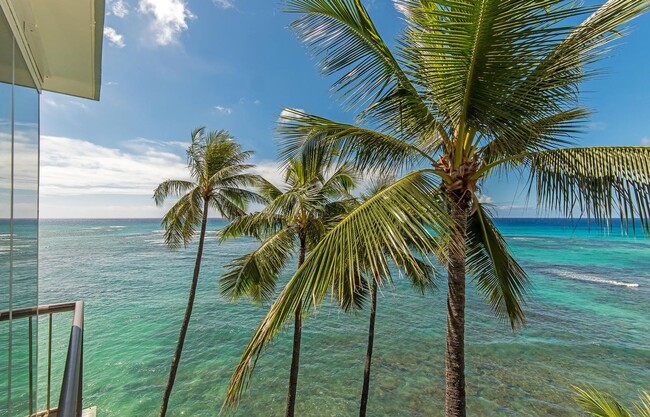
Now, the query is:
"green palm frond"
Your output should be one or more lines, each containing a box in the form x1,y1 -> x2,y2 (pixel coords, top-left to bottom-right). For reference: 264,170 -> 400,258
220,227 -> 297,304
217,187 -> 268,208
574,386 -> 640,417
467,200 -> 529,329
257,177 -> 283,202
187,127 -> 208,181
161,186 -> 204,249
210,195 -> 247,220
320,163 -> 358,196
286,0 -> 416,109
526,147 -> 650,234
153,180 -> 196,206
634,392 -> 650,417
399,0 -> 648,157
218,212 -> 288,241
223,169 -> 451,409
278,108 -> 433,173
285,0 -> 440,141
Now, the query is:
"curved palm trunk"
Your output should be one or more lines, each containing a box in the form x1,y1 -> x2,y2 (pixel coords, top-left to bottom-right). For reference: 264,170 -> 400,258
286,236 -> 306,417
445,192 -> 469,417
359,277 -> 378,417
159,199 -> 210,417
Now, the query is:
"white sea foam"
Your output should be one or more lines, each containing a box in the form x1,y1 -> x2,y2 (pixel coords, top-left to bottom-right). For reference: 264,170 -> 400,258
108,226 -> 126,229
550,269 -> 639,288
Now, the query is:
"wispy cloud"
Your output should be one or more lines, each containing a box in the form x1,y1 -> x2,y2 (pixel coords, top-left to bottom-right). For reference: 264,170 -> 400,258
40,135 -> 188,196
104,26 -> 126,48
213,0 -> 235,9
42,96 -> 89,111
215,105 -> 233,116
138,0 -> 195,46
642,137 -> 650,146
249,160 -> 285,188
109,0 -> 129,17
478,194 -> 493,204
587,121 -> 607,131
38,136 -> 279,218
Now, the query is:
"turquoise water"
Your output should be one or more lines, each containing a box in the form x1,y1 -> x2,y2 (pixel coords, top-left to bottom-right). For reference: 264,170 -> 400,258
31,219 -> 650,416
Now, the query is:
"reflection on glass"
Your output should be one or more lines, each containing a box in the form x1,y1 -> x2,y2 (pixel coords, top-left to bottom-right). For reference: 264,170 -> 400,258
0,11 -> 13,417
0,15 -> 40,415
10,81 -> 39,416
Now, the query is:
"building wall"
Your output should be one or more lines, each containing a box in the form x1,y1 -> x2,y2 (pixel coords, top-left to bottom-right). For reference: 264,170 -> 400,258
0,7 -> 40,416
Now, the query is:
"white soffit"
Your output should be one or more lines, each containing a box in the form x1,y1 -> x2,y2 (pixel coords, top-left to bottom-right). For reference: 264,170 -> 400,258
4,0 -> 105,100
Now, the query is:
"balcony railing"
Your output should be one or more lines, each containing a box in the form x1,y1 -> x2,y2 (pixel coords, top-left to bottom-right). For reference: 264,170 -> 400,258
0,301 -> 84,417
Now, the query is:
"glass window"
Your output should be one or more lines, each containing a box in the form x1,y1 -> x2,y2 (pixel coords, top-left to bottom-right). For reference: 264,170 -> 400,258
0,9 -> 40,417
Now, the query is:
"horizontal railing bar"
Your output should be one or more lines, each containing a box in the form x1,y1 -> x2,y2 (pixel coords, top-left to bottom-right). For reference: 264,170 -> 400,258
0,302 -> 77,322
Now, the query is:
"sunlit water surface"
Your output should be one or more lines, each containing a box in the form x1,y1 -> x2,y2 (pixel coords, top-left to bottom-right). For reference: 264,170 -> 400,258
32,219 -> 650,416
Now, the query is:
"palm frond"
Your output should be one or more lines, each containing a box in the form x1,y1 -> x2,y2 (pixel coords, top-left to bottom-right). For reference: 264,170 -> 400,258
399,0 -> 648,154
219,212 -> 288,242
257,177 -> 283,202
467,200 -> 529,329
210,195 -> 247,221
634,391 -> 650,417
526,147 -> 650,234
222,169 -> 451,409
574,386 -> 635,417
286,0 -> 421,110
161,187 -> 204,249
320,163 -> 359,197
220,227 -> 297,304
278,108 -> 433,174
153,180 -> 196,206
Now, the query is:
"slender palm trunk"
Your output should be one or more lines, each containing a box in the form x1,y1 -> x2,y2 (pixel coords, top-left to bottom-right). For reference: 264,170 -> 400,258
445,191 -> 469,417
359,277 -> 378,417
286,236 -> 306,417
159,199 -> 210,417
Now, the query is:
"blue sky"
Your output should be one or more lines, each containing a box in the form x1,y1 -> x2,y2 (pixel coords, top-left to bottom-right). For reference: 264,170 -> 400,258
39,0 -> 650,218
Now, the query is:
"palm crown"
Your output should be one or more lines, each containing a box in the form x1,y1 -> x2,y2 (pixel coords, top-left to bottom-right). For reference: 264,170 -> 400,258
218,152 -> 359,303
223,0 -> 650,414
153,128 -> 263,248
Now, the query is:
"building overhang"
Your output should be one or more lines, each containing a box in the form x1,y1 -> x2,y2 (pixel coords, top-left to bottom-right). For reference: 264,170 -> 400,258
0,0 -> 105,100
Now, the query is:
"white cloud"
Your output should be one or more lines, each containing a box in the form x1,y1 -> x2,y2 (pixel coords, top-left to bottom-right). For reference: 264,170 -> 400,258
138,0 -> 195,46
587,121 -> 607,131
215,105 -> 233,116
104,27 -> 126,48
478,194 -> 493,204
213,0 -> 235,9
253,99 -> 261,105
40,135 -> 188,197
249,160 -> 285,188
38,136 -> 282,218
110,0 -> 129,17
42,96 -> 88,111
641,137 -> 650,146
278,108 -> 304,122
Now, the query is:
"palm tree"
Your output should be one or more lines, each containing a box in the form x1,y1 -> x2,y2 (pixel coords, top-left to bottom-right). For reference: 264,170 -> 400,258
223,1 -> 650,416
575,387 -> 650,417
218,151 -> 358,417
153,128 -> 262,417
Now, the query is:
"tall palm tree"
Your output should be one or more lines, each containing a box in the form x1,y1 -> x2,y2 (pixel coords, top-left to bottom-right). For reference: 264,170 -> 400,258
218,151 -> 358,417
153,128 -> 262,417
575,387 -> 650,417
223,1 -> 650,416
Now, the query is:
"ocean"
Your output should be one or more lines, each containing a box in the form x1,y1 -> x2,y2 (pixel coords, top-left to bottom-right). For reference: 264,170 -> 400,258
30,218 -> 650,416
